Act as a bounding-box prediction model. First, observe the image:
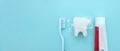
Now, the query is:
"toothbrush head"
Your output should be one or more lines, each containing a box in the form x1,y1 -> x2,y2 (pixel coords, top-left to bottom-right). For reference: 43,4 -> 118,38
59,18 -> 66,30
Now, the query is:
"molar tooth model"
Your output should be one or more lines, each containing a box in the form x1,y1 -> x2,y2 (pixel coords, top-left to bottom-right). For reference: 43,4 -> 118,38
73,17 -> 89,37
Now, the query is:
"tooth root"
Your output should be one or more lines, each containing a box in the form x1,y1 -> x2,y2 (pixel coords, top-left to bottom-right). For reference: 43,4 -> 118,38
83,30 -> 87,37
74,30 -> 79,37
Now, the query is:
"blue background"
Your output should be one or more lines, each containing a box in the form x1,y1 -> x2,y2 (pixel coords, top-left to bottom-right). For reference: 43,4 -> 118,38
0,0 -> 120,51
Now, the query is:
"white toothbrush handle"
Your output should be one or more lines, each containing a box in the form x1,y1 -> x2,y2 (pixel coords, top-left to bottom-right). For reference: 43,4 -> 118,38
59,29 -> 65,51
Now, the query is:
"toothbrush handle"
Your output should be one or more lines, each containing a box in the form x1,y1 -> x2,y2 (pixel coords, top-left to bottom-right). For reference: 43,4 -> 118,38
94,26 -> 99,51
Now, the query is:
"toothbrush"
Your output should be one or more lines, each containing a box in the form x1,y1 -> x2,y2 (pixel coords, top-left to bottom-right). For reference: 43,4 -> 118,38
94,17 -> 108,51
59,18 -> 65,51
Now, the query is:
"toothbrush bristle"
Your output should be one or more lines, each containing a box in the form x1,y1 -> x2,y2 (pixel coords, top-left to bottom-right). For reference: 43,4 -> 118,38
59,18 -> 65,29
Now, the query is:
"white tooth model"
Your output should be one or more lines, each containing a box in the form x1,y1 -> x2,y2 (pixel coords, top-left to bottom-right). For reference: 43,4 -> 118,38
73,17 -> 89,37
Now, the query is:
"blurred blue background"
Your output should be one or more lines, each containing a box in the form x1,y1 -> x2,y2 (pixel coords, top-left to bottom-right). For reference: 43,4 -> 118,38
0,0 -> 120,51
